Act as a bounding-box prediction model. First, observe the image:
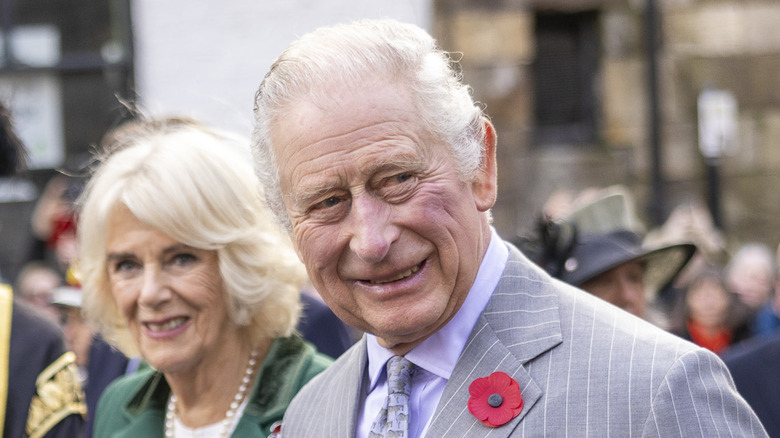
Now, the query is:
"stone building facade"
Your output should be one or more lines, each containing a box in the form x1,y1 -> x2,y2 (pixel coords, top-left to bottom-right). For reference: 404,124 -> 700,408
433,0 -> 780,252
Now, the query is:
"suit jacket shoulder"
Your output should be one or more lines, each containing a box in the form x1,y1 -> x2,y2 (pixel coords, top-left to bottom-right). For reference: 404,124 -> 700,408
427,242 -> 766,437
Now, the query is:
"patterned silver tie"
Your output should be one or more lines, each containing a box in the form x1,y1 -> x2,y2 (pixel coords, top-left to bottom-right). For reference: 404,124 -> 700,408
369,355 -> 415,438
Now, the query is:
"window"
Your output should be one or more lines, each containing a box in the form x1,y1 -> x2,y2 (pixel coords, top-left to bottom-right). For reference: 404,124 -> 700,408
532,10 -> 599,146
0,0 -> 135,171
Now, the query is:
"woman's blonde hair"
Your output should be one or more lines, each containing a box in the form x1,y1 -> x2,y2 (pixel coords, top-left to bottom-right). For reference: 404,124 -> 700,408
77,117 -> 305,357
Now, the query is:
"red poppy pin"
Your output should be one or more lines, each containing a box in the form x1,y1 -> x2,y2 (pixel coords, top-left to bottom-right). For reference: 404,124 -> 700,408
467,371 -> 523,427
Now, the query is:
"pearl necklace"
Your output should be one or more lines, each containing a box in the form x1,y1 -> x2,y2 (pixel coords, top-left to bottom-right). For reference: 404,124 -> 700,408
165,348 -> 259,438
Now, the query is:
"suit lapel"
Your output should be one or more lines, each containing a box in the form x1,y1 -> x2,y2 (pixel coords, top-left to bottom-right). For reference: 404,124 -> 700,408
324,337 -> 368,436
427,244 -> 562,437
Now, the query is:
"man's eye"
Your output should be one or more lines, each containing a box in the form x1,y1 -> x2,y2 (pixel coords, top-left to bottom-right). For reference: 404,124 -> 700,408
395,173 -> 412,184
314,196 -> 342,210
375,172 -> 417,202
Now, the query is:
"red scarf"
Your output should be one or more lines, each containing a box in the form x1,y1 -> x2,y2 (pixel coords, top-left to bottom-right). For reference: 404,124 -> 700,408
686,320 -> 732,354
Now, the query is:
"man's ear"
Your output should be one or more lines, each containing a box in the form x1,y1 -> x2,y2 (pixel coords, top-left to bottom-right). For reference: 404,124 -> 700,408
472,118 -> 497,212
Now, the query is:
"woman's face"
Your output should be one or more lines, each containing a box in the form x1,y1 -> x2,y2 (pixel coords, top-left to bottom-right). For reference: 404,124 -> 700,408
105,205 -> 238,374
687,277 -> 730,329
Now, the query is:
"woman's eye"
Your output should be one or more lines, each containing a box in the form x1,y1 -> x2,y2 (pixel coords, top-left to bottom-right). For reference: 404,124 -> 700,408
113,260 -> 138,274
172,253 -> 197,266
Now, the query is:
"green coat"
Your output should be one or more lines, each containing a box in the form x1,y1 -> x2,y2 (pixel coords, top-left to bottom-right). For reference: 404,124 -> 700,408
93,335 -> 332,437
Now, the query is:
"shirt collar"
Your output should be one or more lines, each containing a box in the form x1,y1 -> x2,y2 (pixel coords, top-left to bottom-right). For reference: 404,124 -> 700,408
366,228 -> 508,389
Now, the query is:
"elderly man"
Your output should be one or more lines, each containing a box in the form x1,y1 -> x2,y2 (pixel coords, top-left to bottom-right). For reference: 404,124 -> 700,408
251,19 -> 766,437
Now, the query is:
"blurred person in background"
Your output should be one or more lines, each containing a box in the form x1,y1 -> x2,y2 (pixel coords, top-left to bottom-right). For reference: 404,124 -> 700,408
77,117 -> 332,437
642,199 -> 729,312
29,174 -> 82,276
747,242 -> 780,338
0,100 -> 86,437
725,243 -> 775,337
517,186 -> 696,328
668,264 -> 751,354
14,260 -> 62,322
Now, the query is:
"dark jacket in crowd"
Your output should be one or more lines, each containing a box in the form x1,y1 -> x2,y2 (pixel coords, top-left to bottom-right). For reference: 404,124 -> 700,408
297,293 -> 355,359
722,332 -> 780,437
84,336 -> 131,438
5,298 -> 85,438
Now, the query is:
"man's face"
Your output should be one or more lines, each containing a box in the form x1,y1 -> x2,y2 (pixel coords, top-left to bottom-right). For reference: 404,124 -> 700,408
271,80 -> 496,354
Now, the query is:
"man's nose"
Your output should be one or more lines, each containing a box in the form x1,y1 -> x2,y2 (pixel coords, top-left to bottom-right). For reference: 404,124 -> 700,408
347,194 -> 399,264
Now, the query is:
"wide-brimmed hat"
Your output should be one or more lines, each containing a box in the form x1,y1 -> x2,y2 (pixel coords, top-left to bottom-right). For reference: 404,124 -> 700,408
558,229 -> 696,293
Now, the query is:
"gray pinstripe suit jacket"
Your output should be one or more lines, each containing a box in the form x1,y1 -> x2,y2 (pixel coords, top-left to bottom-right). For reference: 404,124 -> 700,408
281,242 -> 767,437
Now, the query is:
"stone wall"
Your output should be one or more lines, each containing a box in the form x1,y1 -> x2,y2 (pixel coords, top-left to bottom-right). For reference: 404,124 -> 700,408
435,0 -> 780,250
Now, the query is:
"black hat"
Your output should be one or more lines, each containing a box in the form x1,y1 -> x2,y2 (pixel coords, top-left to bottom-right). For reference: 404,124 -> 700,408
558,229 -> 696,292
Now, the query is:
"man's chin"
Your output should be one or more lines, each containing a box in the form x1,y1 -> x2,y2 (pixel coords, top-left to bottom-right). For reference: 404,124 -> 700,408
372,320 -> 440,354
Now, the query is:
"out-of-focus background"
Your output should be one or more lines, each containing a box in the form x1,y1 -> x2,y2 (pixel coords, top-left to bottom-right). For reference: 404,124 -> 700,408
1,0 -> 779,285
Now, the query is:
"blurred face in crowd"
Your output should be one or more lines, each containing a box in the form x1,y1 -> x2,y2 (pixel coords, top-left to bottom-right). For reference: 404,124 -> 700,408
728,262 -> 773,309
59,306 -> 94,368
105,204 -> 241,374
686,277 -> 730,330
270,81 -> 496,354
17,266 -> 61,322
580,260 -> 646,317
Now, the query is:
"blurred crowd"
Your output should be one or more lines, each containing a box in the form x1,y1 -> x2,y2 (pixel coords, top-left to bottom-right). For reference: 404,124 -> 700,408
515,185 -> 780,352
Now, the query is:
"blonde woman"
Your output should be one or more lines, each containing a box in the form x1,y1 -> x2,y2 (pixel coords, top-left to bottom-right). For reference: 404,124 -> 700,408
77,118 -> 331,437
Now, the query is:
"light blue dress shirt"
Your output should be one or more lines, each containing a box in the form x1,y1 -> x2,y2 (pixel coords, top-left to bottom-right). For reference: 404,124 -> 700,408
357,228 -> 509,438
